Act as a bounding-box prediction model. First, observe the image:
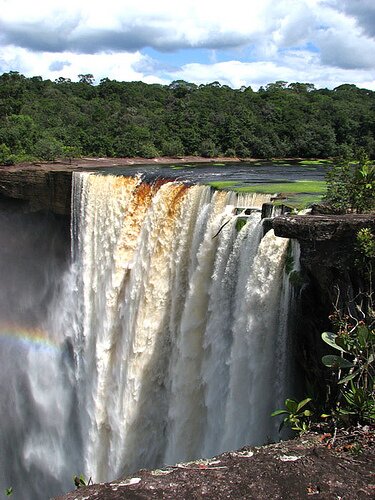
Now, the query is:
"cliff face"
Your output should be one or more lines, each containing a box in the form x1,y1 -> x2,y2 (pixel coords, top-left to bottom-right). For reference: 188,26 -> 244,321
273,213 -> 375,393
0,169 -> 72,215
273,214 -> 375,300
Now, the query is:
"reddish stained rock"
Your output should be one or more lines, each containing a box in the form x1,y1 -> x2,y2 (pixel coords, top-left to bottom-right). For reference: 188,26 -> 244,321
54,429 -> 374,500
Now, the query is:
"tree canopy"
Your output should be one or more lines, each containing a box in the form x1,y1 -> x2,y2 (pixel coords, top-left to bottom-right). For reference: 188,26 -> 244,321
0,72 -> 374,163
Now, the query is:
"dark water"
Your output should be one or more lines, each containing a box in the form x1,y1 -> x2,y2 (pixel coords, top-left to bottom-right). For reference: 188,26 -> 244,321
98,161 -> 327,185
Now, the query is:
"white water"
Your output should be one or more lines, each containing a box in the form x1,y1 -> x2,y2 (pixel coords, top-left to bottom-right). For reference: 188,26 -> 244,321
0,173 -> 299,498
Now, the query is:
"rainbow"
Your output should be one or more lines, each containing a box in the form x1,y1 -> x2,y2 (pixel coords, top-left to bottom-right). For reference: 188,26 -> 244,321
0,324 -> 60,352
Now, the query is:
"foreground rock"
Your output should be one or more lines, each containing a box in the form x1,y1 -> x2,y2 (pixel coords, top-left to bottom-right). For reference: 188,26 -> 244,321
55,429 -> 374,499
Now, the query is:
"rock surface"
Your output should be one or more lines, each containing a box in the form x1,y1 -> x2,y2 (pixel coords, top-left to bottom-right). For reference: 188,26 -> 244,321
0,168 -> 72,215
273,214 -> 375,242
54,430 -> 374,499
273,213 -> 374,406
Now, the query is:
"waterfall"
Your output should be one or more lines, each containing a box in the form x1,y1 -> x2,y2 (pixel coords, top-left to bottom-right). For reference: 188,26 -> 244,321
0,172 -> 298,498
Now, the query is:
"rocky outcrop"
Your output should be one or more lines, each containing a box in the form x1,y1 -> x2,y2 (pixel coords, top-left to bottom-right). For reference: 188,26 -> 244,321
272,213 -> 374,396
273,214 -> 375,242
54,430 -> 374,499
273,214 -> 374,292
0,169 -> 72,215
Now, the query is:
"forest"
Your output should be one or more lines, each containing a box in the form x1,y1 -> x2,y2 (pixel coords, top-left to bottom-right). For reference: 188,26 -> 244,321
0,71 -> 375,163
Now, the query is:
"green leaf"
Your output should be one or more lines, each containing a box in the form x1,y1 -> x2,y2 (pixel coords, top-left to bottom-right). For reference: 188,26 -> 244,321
357,325 -> 369,348
322,355 -> 354,369
321,332 -> 346,352
335,336 -> 348,351
285,399 -> 298,413
338,370 -> 359,385
296,397 -> 312,413
271,409 -> 288,417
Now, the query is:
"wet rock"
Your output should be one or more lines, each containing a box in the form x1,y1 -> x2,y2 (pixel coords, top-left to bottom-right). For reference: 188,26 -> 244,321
0,168 -> 72,215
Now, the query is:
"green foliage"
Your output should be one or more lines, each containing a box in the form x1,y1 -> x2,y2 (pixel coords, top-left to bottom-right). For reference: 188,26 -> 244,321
160,138 -> 185,157
321,305 -> 374,424
4,487 -> 13,496
356,228 -> 375,260
0,143 -> 14,165
33,136 -> 64,161
200,139 -> 218,158
224,148 -> 236,158
235,218 -> 247,232
78,74 -> 95,85
323,154 -> 375,213
0,72 -> 375,163
62,145 -> 82,164
138,142 -> 160,159
73,474 -> 92,489
271,397 -> 313,433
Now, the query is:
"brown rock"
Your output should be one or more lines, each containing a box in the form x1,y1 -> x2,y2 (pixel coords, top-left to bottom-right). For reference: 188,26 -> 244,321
54,430 -> 374,499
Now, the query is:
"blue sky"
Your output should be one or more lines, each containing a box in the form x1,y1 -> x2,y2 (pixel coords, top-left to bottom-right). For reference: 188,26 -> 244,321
0,0 -> 374,90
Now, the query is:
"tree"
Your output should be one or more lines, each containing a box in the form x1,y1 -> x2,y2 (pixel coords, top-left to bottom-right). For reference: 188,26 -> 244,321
55,77 -> 72,84
62,145 -> 82,164
78,74 -> 95,85
33,136 -> 64,161
323,154 -> 375,213
0,143 -> 14,165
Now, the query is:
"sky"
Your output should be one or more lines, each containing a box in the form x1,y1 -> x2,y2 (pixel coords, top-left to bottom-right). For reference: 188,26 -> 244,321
0,0 -> 375,90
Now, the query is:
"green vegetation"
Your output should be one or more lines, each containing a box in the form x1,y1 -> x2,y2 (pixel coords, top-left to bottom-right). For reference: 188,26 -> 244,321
0,72 -> 374,164
273,227 -> 375,434
73,475 -> 92,489
271,398 -> 313,433
209,180 -> 325,194
298,160 -> 330,166
208,180 -> 238,190
209,180 -> 326,209
323,154 -> 375,213
234,181 -> 326,194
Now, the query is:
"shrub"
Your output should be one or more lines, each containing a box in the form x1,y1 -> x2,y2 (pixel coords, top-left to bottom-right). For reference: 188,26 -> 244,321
323,154 -> 375,213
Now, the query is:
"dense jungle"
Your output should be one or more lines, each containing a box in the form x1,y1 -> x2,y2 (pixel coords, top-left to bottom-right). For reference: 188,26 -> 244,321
1,72 -> 375,164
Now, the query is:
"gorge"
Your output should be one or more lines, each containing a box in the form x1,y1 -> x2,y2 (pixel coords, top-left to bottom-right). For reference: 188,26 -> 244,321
0,165 -> 373,499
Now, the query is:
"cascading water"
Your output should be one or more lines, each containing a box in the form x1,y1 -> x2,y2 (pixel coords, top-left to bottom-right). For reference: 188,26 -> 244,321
0,172 -> 299,499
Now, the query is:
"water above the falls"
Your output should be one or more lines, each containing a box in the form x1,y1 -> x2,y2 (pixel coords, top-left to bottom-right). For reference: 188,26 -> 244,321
0,173 -> 299,498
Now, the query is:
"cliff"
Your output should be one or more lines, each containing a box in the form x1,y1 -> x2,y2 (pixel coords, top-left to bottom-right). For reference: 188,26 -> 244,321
273,213 -> 375,298
272,213 -> 374,401
0,168 -> 72,215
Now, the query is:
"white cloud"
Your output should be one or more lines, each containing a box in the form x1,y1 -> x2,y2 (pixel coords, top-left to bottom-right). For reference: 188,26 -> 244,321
0,46 -> 166,84
165,53 -> 375,90
0,0 -> 322,53
0,0 -> 374,89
